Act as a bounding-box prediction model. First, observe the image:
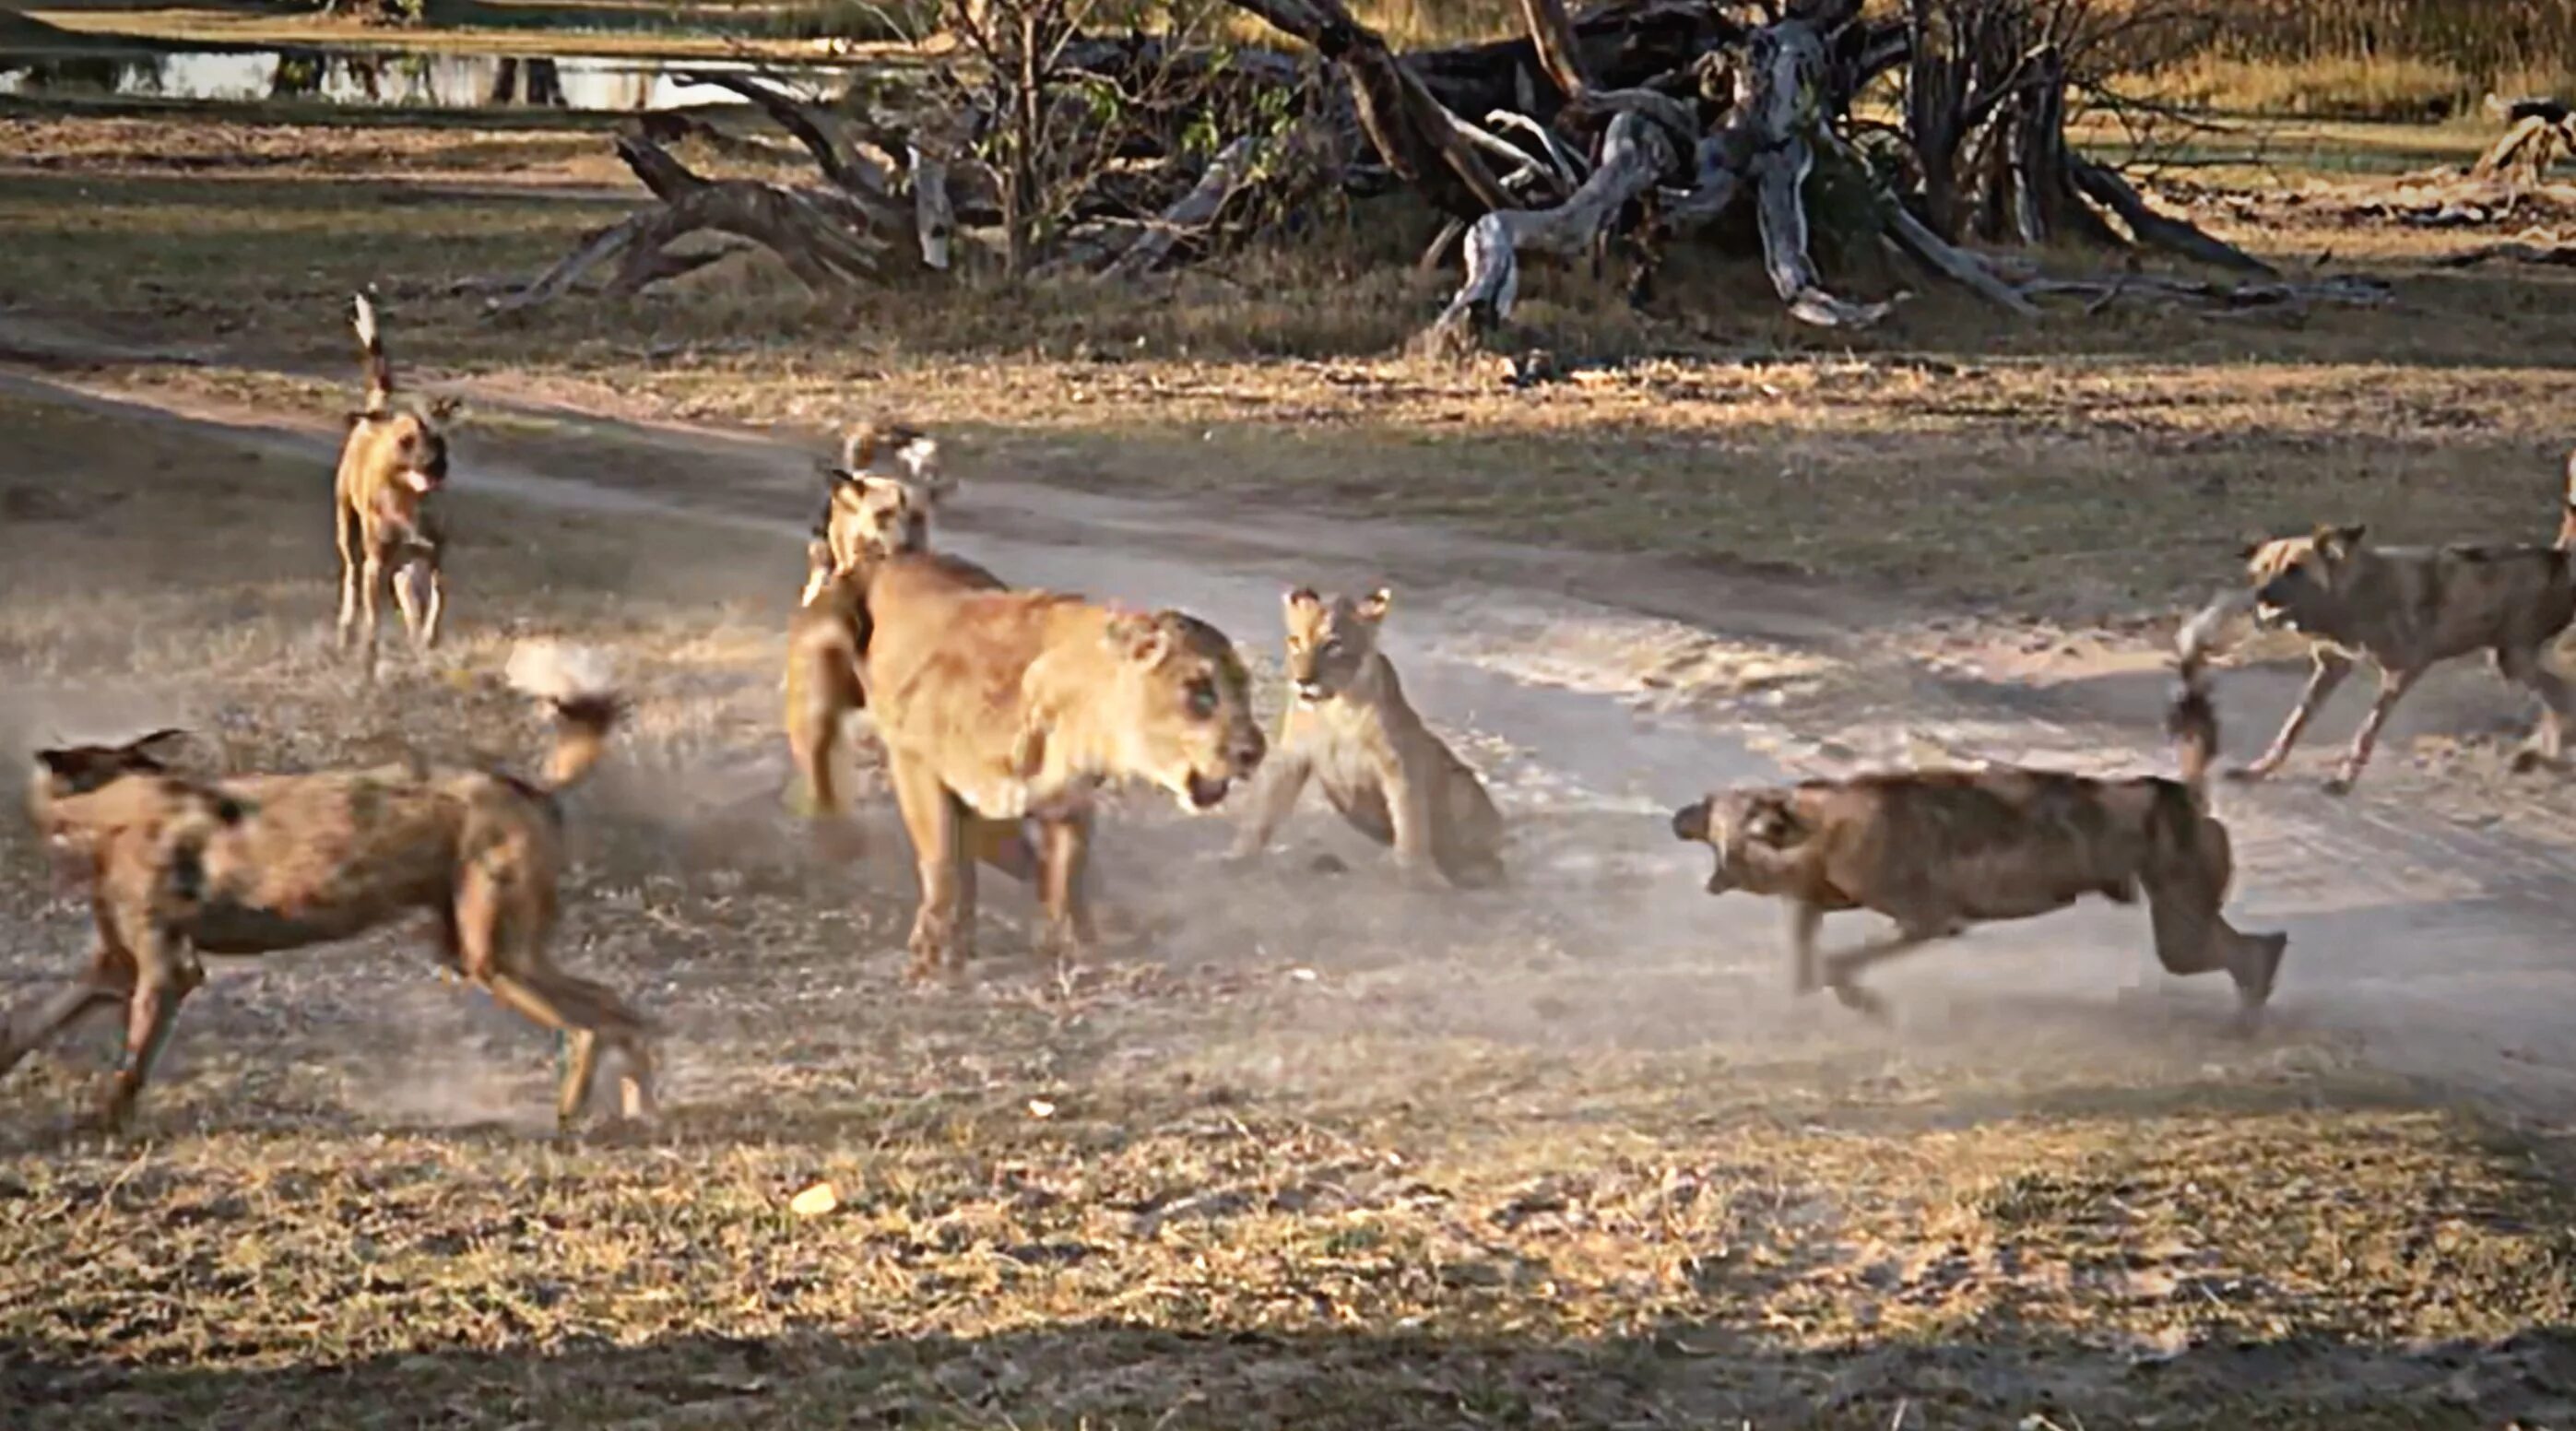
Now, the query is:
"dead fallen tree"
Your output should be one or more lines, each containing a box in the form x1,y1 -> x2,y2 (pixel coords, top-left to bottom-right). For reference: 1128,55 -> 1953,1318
503,0 -> 2323,342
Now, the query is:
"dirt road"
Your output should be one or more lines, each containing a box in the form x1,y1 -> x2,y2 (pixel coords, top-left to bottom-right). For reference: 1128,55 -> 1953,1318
6,352 -> 2575,1134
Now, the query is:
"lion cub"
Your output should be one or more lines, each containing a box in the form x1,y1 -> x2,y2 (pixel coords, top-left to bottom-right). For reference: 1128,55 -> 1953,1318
1229,585 -> 1504,889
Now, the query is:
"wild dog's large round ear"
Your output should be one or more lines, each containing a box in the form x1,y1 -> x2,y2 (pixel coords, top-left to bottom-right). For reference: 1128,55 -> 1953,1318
2318,523 -> 2367,556
1742,791 -> 1806,846
129,728 -> 194,765
427,395 -> 467,425
1354,587 -> 1392,623
896,435 -> 947,494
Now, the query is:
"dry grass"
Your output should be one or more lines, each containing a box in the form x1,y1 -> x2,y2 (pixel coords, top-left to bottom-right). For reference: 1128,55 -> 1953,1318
4,391 -> 2574,1430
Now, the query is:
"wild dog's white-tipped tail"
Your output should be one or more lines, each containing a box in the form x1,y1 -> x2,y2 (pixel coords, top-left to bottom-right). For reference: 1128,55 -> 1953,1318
508,639 -> 616,704
2167,589 -> 2250,798
507,640 -> 623,790
351,292 -> 379,350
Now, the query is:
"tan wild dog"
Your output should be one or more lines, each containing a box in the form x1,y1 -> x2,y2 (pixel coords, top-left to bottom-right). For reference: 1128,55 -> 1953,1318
2228,517 -> 2576,795
1229,585 -> 1505,890
7,642 -> 654,1131
1670,605 -> 2286,1027
334,292 -> 460,674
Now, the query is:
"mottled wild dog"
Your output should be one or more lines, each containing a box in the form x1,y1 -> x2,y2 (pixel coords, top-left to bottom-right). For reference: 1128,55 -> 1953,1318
860,550 -> 1266,982
2230,512 -> 2576,794
1229,585 -> 1505,890
333,292 -> 460,673
6,642 -> 654,1131
1669,605 -> 2286,1026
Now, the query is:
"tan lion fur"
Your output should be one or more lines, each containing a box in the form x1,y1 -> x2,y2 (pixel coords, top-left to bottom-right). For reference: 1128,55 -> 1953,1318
6,642 -> 652,1131
2230,514 -> 2576,794
1229,585 -> 1505,890
1669,633 -> 2285,1025
780,441 -> 1037,885
859,552 -> 1266,980
333,292 -> 460,674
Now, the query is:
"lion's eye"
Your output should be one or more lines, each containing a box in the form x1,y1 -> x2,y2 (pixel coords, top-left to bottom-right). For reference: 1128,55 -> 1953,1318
1186,679 -> 1219,718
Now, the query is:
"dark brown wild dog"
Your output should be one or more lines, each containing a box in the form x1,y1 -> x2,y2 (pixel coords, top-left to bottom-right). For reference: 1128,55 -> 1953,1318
1669,607 -> 2286,1026
2229,514 -> 2576,795
334,292 -> 460,674
6,642 -> 654,1131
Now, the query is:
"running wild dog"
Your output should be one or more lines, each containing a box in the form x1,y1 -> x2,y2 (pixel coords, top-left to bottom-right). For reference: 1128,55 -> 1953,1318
1670,603 -> 2286,1027
7,642 -> 654,1131
334,292 -> 460,673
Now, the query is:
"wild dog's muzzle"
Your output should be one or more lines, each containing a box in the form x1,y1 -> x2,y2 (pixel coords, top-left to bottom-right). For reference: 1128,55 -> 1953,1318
1670,799 -> 1711,843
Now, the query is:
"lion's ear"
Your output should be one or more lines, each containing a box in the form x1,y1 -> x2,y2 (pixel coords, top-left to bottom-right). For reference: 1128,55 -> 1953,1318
1353,587 -> 1391,624
1284,586 -> 1321,612
2313,522 -> 2365,557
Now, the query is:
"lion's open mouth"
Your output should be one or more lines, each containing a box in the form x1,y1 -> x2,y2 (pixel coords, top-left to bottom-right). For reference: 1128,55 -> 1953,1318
1703,862 -> 1732,896
1185,771 -> 1232,810
402,467 -> 443,493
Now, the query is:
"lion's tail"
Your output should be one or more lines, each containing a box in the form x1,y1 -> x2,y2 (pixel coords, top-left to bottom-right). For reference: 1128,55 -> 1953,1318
2166,591 -> 2247,805
507,640 -> 625,793
351,291 -> 394,415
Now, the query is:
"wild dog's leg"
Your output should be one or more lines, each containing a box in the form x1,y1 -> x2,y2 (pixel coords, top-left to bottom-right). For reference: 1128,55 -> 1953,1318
1786,900 -> 1825,996
2324,662 -> 2421,795
2498,641 -> 2575,772
335,499 -> 363,649
1034,808 -> 1097,973
2230,649 -> 2352,782
1816,916 -> 1956,1023
392,560 -> 428,652
95,928 -> 203,1130
1225,750 -> 1312,861
357,548 -> 386,675
496,969 -> 657,1123
0,942 -> 137,1081
885,752 -> 966,982
2145,816 -> 2286,1028
419,561 -> 445,650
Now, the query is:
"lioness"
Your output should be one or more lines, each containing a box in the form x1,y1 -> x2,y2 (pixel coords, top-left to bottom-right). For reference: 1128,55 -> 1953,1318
781,452 -> 1042,885
2229,521 -> 2576,794
1669,609 -> 2286,1025
861,551 -> 1266,981
333,292 -> 460,674
6,642 -> 655,1130
1228,585 -> 1505,889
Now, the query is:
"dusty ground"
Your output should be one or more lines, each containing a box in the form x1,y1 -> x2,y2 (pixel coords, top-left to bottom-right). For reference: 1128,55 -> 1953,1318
6,89 -> 2576,1430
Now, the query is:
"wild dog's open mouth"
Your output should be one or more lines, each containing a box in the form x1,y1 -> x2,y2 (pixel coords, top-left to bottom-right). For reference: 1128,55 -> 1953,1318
1184,771 -> 1232,810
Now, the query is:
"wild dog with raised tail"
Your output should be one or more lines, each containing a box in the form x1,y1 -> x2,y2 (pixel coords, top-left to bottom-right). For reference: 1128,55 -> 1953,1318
333,292 -> 461,674
2231,516 -> 2576,794
782,427 -> 1038,892
1669,607 -> 2286,1026
1229,585 -> 1505,890
5,641 -> 654,1131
